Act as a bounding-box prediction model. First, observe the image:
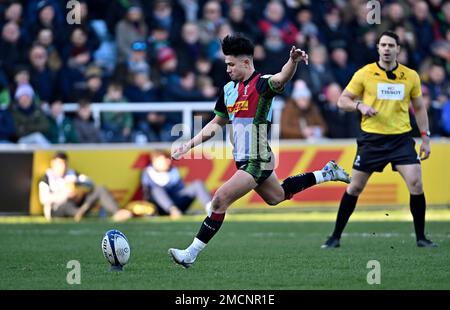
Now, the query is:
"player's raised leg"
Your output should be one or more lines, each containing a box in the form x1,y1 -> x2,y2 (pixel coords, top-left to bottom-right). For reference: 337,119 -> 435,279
395,164 -> 437,247
322,169 -> 371,248
255,160 -> 351,205
168,170 -> 257,268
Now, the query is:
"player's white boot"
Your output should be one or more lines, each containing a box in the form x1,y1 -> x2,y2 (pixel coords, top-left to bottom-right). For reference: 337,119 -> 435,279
323,160 -> 351,183
168,248 -> 196,269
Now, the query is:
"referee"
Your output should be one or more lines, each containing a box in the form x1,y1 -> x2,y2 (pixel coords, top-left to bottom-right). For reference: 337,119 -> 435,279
322,31 -> 437,248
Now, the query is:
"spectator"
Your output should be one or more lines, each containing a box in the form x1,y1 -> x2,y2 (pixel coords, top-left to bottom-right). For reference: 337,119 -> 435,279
46,98 -> 78,144
60,27 -> 93,101
425,63 -> 450,104
377,2 -> 414,36
141,150 -> 212,219
295,44 -> 335,99
63,27 -> 93,65
228,1 -> 260,42
28,44 -> 59,105
258,0 -> 298,46
73,99 -> 103,143
294,7 -> 319,44
115,4 -> 148,62
127,40 -> 150,77
197,0 -> 226,45
77,65 -> 106,102
319,5 -> 350,51
0,1 -> 27,42
66,0 -> 100,55
207,22 -> 233,60
35,28 -> 62,71
38,151 -> 132,221
157,46 -> 180,88
0,21 -> 27,77
350,28 -> 378,67
280,80 -> 327,140
329,46 -> 356,88
1,1 -> 23,26
176,0 -> 200,23
147,25 -> 171,60
13,65 -> 31,88
90,19 -> 116,76
430,28 -> 450,73
11,83 -> 50,145
147,0 -> 184,43
165,70 -> 215,102
421,85 -> 443,137
124,71 -> 159,103
27,0 -> 64,47
24,0 -> 64,29
393,25 -> 417,69
136,111 -> 175,143
175,22 -> 206,72
409,1 -> 434,65
320,82 -> 359,139
104,0 -> 134,36
259,27 -> 287,75
102,82 -> 133,143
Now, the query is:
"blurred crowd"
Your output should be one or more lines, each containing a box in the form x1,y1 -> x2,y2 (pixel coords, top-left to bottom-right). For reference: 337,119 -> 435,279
0,0 -> 449,145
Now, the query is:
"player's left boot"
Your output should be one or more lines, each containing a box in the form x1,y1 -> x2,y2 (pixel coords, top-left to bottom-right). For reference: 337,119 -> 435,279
168,248 -> 196,268
321,236 -> 340,248
323,160 -> 351,183
416,238 -> 438,248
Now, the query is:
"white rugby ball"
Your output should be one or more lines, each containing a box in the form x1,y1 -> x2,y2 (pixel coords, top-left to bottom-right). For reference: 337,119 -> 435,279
101,229 -> 130,270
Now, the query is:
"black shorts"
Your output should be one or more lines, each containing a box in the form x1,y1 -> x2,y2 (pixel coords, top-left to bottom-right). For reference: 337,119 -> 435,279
236,157 -> 274,185
353,131 -> 420,173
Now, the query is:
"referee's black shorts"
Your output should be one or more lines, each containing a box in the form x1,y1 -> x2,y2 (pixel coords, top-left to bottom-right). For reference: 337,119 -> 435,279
353,131 -> 420,173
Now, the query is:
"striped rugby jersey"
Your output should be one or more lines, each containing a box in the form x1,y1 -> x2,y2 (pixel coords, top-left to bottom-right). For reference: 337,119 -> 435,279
214,71 -> 282,161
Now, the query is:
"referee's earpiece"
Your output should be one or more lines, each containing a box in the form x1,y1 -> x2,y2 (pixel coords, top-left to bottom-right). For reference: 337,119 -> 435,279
386,71 -> 396,80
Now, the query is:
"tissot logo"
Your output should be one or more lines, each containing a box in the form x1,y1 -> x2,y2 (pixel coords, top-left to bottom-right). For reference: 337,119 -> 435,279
377,83 -> 405,100
382,86 -> 401,95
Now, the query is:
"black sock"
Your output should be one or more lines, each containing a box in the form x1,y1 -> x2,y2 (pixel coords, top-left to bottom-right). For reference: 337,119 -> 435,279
410,193 -> 426,241
281,172 -> 317,199
196,212 -> 225,244
331,191 -> 358,239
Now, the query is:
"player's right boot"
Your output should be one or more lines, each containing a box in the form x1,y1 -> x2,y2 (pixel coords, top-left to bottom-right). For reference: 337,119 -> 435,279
323,160 -> 351,183
321,236 -> 340,248
168,248 -> 196,268
416,238 -> 438,248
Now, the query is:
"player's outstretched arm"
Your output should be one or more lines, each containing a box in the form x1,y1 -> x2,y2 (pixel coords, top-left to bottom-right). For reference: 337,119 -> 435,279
172,114 -> 229,160
269,46 -> 308,92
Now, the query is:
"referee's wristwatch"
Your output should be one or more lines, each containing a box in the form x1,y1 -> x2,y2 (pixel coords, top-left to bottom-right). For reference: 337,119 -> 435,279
421,130 -> 431,137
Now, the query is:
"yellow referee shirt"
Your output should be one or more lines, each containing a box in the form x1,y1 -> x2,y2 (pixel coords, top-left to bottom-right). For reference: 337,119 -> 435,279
346,62 -> 422,134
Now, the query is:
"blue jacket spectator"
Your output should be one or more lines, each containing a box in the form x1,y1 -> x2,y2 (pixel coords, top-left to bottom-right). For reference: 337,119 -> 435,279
28,44 -> 60,104
141,150 -> 211,218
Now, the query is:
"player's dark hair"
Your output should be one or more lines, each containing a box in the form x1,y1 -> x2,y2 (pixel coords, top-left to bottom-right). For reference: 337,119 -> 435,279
53,151 -> 68,161
377,31 -> 400,46
221,34 -> 254,57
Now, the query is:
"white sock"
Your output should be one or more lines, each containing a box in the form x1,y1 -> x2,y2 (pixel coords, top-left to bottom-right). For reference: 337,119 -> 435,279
186,237 -> 206,257
313,170 -> 327,184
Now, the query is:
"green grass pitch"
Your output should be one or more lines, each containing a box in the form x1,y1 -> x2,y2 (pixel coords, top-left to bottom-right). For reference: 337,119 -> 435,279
0,207 -> 449,290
